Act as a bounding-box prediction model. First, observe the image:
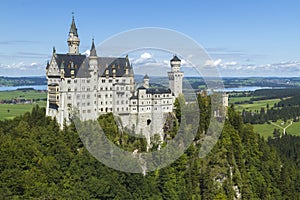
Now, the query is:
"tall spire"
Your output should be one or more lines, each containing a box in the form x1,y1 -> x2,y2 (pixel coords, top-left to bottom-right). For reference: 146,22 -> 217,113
90,38 -> 97,57
67,14 -> 80,55
69,14 -> 78,36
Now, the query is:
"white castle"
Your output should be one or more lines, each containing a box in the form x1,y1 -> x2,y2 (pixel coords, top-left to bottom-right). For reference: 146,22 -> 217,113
46,16 -> 184,140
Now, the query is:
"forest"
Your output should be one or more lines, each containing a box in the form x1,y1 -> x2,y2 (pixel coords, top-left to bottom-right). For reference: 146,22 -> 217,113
0,95 -> 300,199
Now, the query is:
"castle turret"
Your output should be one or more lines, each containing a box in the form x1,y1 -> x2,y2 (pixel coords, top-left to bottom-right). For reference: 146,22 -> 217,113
143,74 -> 149,88
67,16 -> 80,55
89,38 -> 98,72
168,55 -> 184,97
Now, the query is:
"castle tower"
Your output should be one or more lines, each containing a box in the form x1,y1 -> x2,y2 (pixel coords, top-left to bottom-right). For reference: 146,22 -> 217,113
67,16 -> 80,55
143,74 -> 149,88
89,38 -> 98,72
168,55 -> 184,97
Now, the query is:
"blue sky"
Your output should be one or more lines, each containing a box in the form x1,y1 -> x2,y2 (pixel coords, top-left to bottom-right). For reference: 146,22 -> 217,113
1,0 -> 300,77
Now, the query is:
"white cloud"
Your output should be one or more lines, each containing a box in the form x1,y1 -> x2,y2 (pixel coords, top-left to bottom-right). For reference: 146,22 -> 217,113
82,49 -> 90,56
0,62 -> 45,76
204,59 -> 222,67
140,52 -> 152,59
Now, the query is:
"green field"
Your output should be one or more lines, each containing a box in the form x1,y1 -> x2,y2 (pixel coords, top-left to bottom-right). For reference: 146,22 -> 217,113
253,120 -> 300,139
229,96 -> 253,104
0,90 -> 46,101
0,102 -> 46,120
234,98 -> 281,112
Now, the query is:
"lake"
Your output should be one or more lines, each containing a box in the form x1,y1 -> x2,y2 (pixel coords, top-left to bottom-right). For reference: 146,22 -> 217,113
0,85 -> 47,91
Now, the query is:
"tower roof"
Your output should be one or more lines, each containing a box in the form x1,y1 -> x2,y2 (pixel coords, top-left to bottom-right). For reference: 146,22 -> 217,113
144,74 -> 149,79
69,16 -> 78,36
90,38 -> 97,57
170,55 -> 181,62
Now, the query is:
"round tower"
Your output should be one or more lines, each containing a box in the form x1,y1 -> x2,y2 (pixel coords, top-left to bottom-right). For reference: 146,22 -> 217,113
168,55 -> 184,97
143,74 -> 150,88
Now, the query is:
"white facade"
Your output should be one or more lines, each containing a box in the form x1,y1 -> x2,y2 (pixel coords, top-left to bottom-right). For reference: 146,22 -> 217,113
46,17 -> 184,140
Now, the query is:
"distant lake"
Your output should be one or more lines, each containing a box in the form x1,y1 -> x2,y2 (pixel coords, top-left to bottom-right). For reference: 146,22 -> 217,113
0,85 -> 47,91
224,86 -> 272,92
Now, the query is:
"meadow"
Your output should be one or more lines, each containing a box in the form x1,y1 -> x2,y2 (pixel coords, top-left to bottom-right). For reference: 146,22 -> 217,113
231,98 -> 281,112
0,90 -> 47,120
0,90 -> 46,101
253,120 -> 300,139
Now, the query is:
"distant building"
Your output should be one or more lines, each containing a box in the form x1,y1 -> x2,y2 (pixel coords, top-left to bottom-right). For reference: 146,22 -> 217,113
46,16 -> 184,140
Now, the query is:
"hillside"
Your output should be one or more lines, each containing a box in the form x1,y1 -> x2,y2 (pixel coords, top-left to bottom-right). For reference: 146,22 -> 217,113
0,101 -> 299,199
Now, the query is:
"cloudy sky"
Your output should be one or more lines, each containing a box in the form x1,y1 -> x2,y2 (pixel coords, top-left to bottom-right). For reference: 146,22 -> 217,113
1,0 -> 300,77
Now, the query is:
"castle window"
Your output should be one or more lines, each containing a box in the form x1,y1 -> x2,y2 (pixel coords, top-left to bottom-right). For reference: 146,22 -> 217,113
87,102 -> 90,106
83,110 -> 86,113
105,87 -> 108,90
87,87 -> 90,91
98,94 -> 101,98
110,87 -> 112,90
77,102 -> 80,106
74,80 -> 77,83
68,88 -> 71,92
94,101 -> 96,104
87,110 -> 91,113
117,87 -> 119,90
117,108 -> 119,111
100,87 -> 103,90
102,79 -> 105,83
87,80 -> 90,83
82,86 -> 85,90
77,95 -> 80,99
87,95 -> 90,99
105,94 -> 108,98
74,88 -> 77,91
67,103 -> 71,108
109,79 -> 112,83
82,80 -> 85,83
101,108 -> 103,111
67,80 -> 71,84
67,95 -> 71,100
117,101 -> 119,105
82,94 -> 85,99
110,94 -> 112,98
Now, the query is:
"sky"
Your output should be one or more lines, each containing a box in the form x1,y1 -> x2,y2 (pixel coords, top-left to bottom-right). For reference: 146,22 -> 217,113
1,0 -> 300,77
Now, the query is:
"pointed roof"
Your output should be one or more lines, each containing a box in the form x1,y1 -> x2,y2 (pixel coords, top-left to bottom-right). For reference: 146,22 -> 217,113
90,38 -> 97,57
144,74 -> 149,79
171,55 -> 181,62
69,16 -> 78,36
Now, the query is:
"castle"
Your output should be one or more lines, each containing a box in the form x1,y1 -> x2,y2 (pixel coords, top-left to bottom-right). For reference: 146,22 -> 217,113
46,16 -> 184,140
